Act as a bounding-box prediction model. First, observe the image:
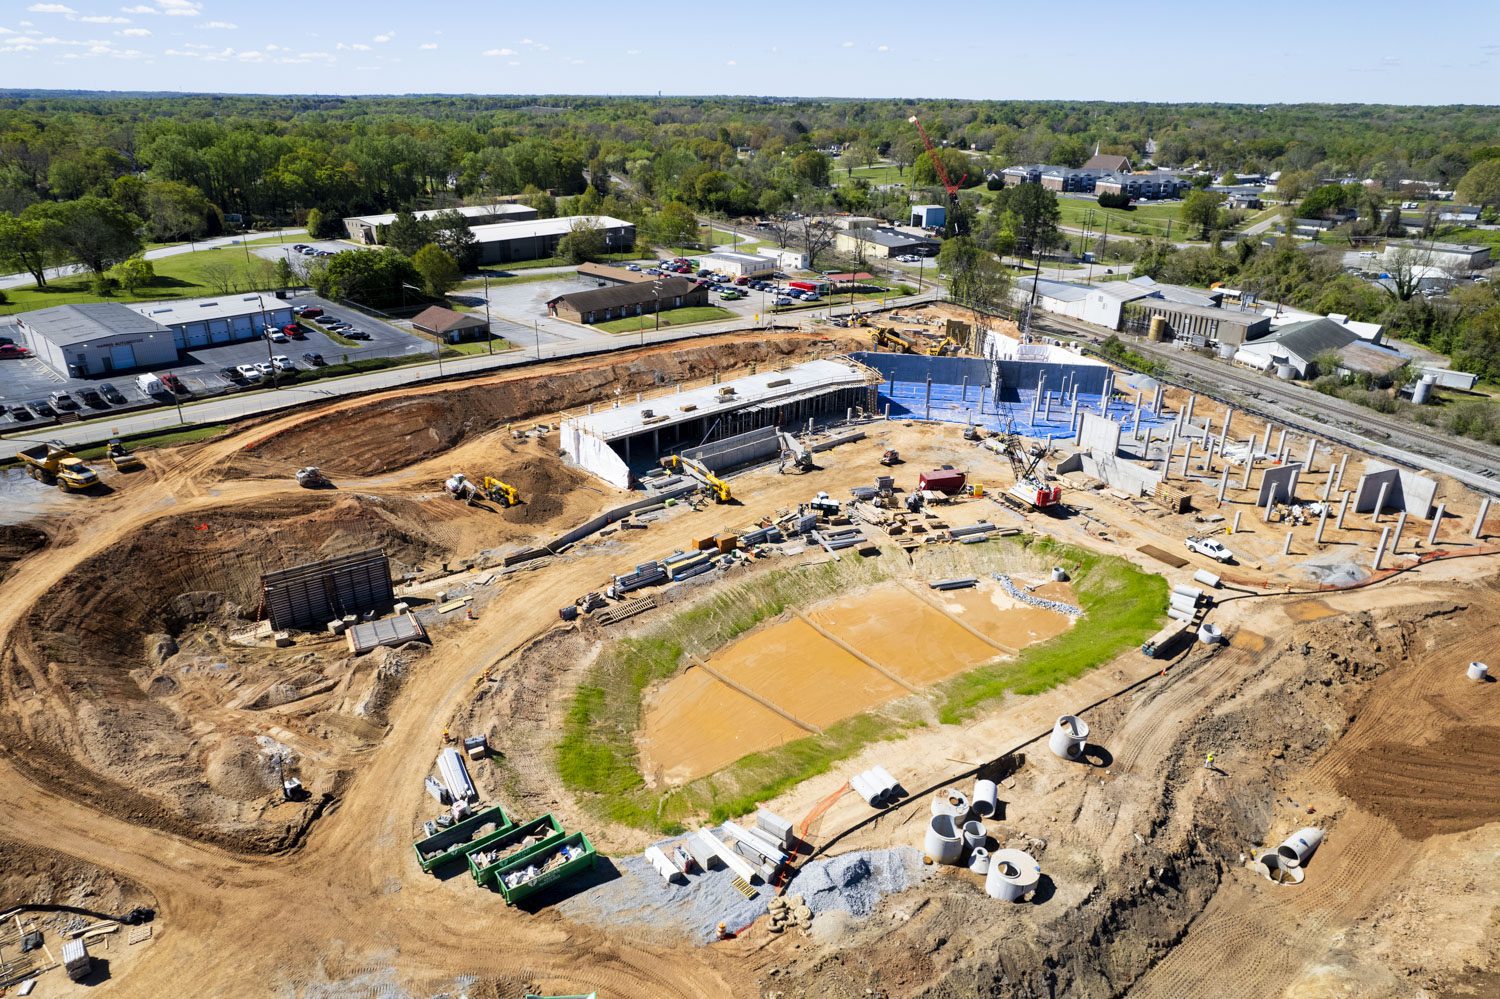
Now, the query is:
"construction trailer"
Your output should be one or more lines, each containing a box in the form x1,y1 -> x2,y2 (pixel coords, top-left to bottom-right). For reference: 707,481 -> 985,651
412,803 -> 514,873
490,831 -> 598,906
467,813 -> 568,887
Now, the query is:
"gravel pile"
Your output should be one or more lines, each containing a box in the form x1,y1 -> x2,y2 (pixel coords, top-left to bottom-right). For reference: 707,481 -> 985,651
994,573 -> 1083,617
796,847 -> 929,918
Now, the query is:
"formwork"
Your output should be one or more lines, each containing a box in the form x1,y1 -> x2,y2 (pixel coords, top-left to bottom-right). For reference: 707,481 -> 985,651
346,612 -> 426,655
261,548 -> 394,630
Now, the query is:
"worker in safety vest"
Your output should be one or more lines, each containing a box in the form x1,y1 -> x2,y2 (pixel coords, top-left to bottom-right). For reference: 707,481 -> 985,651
1204,752 -> 1215,770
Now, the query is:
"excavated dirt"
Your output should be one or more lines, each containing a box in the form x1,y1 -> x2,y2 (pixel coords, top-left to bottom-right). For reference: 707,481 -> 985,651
0,837 -> 157,913
0,493 -> 453,852
243,332 -> 860,477
1337,725 -> 1500,839
0,523 -> 48,584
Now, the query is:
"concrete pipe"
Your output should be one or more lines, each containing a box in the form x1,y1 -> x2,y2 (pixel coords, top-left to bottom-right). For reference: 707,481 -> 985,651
1197,622 -> 1224,645
972,779 -> 999,819
985,848 -> 1041,901
1051,566 -> 1069,582
1276,827 -> 1325,869
1192,568 -> 1222,589
1166,606 -> 1193,623
1171,584 -> 1204,603
1169,593 -> 1199,614
1469,662 -> 1489,682
931,789 -> 970,820
850,772 -> 883,807
968,847 -> 991,875
870,766 -> 901,798
962,820 -> 987,851
924,813 -> 964,866
1049,715 -> 1089,760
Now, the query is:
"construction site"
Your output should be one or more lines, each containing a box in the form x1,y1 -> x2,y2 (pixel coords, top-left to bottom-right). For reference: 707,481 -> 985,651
0,305 -> 1496,999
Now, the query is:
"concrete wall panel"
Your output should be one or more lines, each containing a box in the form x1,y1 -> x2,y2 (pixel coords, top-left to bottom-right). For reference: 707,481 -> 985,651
1355,460 -> 1437,517
1078,412 -> 1123,456
1257,462 -> 1303,507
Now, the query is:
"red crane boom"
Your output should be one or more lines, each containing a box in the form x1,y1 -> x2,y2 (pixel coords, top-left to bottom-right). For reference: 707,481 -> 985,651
908,114 -> 967,196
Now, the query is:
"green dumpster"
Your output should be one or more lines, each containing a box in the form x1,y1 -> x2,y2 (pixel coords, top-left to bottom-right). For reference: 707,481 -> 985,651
492,831 -> 597,906
412,804 -> 512,873
466,813 -> 566,888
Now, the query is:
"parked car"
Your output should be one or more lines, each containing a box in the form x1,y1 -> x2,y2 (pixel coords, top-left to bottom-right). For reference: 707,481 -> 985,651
159,373 -> 190,396
27,399 -> 55,418
803,293 -> 821,302
7,404 -> 33,420
720,289 -> 745,300
271,354 -> 295,372
99,382 -> 126,404
254,361 -> 275,377
294,306 -> 324,318
291,243 -> 309,252
1185,535 -> 1235,563
283,323 -> 305,338
0,343 -> 32,359
77,387 -> 106,408
235,363 -> 263,382
343,329 -> 371,340
774,296 -> 793,306
301,352 -> 326,366
265,328 -> 289,343
625,263 -> 642,272
48,390 -> 79,411
219,366 -> 244,383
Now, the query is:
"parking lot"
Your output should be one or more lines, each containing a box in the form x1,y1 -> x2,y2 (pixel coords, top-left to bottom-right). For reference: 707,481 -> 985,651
0,293 -> 433,433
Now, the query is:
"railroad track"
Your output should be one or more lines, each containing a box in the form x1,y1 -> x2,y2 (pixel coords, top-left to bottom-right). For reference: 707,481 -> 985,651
1029,312 -> 1500,496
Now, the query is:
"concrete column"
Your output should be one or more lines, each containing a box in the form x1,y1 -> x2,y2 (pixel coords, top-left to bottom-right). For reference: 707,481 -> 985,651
1218,465 -> 1230,503
1476,498 -> 1492,539
1315,506 -> 1328,545
1232,510 -> 1242,534
1165,424 -> 1178,472
884,403 -> 891,420
1428,502 -> 1445,547
1070,394 -> 1079,430
1132,397 -> 1142,436
1279,442 -> 1290,465
1180,438 -> 1192,477
1185,393 -> 1196,424
1284,531 -> 1294,555
1045,391 -> 1054,421
925,376 -> 932,421
1248,431 -> 1260,458
1264,490 -> 1276,522
1372,479 -> 1390,523
1242,455 -> 1254,490
1391,511 -> 1407,555
1322,470 -> 1334,503
1276,427 -> 1287,456
961,376 -> 969,402
1074,413 -> 1084,447
1337,491 -> 1351,530
1305,437 -> 1317,473
1222,407 -> 1233,442
1264,420 -> 1273,449
1335,453 -> 1348,492
1373,527 -> 1390,570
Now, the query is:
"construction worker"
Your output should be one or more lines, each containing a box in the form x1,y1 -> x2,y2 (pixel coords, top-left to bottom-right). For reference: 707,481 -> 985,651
1204,752 -> 1215,770
715,921 -> 729,940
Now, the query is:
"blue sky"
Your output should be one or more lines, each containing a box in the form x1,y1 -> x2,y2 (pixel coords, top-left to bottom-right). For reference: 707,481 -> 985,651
1,0 -> 1497,103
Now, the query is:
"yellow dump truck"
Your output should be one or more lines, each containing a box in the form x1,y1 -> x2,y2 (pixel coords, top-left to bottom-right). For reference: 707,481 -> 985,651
18,441 -> 100,492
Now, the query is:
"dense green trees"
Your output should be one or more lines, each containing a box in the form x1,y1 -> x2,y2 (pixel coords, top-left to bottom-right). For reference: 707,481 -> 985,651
0,213 -> 54,287
313,249 -> 420,309
1180,190 -> 1226,240
1456,160 -> 1500,209
411,244 -> 461,298
30,196 -> 142,276
987,183 -> 1060,257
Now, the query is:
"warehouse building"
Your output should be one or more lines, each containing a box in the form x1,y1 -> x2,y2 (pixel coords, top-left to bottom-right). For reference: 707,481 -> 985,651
15,303 -> 178,378
130,294 -> 293,349
578,262 -> 653,286
834,226 -> 938,260
342,204 -> 537,244
1122,298 -> 1270,346
910,204 -> 946,229
561,358 -> 880,488
699,251 -> 777,278
547,276 -> 706,325
758,246 -> 808,270
472,215 -> 635,265
1381,240 -> 1490,274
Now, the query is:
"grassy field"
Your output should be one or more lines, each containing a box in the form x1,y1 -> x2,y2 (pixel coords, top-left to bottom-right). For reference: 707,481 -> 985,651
594,305 -> 734,334
455,271 -> 560,290
1055,197 -> 1193,240
1435,226 -> 1500,251
1,245 -> 280,316
556,539 -> 1163,832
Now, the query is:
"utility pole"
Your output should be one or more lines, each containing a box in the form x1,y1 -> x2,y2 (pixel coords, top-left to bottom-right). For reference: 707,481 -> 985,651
483,271 -> 493,354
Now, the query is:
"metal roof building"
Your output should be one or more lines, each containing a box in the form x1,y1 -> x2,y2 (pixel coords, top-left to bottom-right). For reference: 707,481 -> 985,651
342,204 -> 537,244
15,302 -> 177,378
130,294 -> 294,350
560,358 -> 880,488
470,215 -> 635,265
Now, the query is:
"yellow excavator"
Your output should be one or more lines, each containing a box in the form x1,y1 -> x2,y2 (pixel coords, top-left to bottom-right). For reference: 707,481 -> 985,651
661,454 -> 731,503
480,476 -> 521,507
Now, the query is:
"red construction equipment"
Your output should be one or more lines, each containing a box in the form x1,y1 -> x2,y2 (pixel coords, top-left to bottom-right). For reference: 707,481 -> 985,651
908,114 -> 967,202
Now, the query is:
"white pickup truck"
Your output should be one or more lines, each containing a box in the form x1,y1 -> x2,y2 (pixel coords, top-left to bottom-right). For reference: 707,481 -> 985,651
1185,535 -> 1235,563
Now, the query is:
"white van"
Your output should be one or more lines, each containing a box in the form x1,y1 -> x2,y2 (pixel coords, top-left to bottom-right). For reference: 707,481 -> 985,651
135,373 -> 165,395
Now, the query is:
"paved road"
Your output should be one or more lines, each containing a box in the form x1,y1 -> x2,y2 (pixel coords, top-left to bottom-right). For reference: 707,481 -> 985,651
1028,310 -> 1500,498
0,290 -> 939,461
0,228 -> 309,291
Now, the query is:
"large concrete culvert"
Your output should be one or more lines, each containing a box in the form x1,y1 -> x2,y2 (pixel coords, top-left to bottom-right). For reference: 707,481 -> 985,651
1049,715 -> 1089,760
1255,827 -> 1325,885
985,848 -> 1041,901
924,813 -> 963,865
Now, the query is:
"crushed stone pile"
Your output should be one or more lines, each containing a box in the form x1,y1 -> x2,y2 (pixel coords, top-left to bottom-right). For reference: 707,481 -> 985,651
796,847 -> 929,918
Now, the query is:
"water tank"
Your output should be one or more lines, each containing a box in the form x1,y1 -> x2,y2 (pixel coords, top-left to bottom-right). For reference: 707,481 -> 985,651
1412,374 -> 1435,405
1049,715 -> 1089,760
985,848 -> 1041,901
1275,362 -> 1296,380
1216,341 -> 1236,359
1148,316 -> 1168,342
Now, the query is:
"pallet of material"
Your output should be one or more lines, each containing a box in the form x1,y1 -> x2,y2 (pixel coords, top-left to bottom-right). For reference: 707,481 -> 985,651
413,804 -> 514,873
594,594 -> 657,626
467,813 -> 567,888
1137,544 -> 1190,568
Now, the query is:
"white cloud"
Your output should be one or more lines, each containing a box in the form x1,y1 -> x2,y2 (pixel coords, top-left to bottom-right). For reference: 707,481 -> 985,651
519,37 -> 532,44
373,31 -> 392,42
725,59 -> 735,66
841,40 -> 853,47
418,41 -> 436,50
0,26 -> 14,34
27,3 -> 76,13
118,26 -> 149,35
336,41 -> 369,50
120,4 -> 154,11
78,14 -> 130,23
1,41 -> 39,51
264,42 -> 283,50
507,60 -> 518,66
199,19 -> 236,29
877,44 -> 889,52
157,0 -> 202,15
483,47 -> 514,56
625,48 -> 639,55
236,49 -> 263,61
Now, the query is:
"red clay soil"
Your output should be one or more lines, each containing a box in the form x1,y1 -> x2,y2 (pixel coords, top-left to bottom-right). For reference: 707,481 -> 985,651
1336,725 -> 1500,839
